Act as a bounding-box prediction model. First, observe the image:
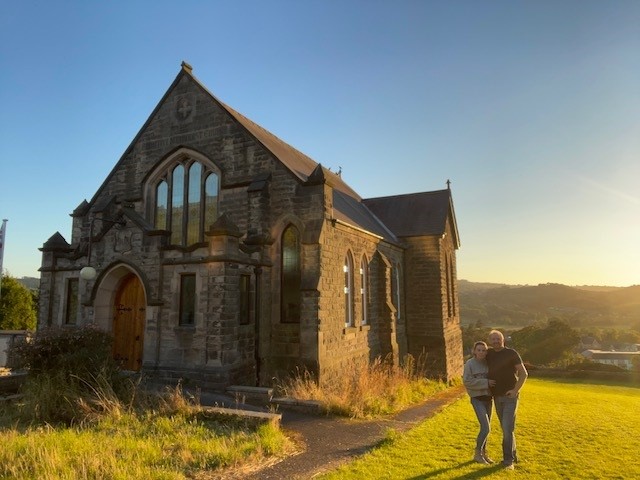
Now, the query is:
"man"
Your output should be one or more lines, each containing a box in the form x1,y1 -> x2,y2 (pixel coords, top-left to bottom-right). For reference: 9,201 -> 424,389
486,329 -> 528,470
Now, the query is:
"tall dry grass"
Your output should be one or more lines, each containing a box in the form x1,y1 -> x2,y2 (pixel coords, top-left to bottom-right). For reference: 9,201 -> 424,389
278,354 -> 448,418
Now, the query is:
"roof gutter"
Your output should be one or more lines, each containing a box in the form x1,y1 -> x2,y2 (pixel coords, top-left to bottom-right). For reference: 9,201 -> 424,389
330,217 -> 385,241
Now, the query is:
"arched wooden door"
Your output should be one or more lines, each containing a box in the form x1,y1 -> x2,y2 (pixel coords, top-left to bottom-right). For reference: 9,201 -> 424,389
112,273 -> 146,371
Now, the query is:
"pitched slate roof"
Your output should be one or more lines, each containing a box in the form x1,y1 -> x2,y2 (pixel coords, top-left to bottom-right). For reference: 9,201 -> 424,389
86,63 -> 455,246
363,190 -> 460,247
190,69 -> 361,199
184,68 -> 407,242
331,189 -> 399,241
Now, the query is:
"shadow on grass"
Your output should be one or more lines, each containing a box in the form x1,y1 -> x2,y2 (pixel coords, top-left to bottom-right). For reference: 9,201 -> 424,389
406,461 -> 503,479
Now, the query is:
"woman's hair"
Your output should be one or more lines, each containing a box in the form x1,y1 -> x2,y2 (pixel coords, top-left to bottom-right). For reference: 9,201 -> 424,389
473,341 -> 488,351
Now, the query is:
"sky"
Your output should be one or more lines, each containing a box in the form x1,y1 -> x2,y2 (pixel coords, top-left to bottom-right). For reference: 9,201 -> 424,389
1,1 -> 639,287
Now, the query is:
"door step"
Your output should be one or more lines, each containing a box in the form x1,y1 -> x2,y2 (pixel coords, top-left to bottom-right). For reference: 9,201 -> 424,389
226,385 -> 273,403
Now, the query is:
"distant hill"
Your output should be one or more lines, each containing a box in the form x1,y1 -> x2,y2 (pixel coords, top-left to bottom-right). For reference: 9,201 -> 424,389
458,280 -> 640,329
16,277 -> 39,290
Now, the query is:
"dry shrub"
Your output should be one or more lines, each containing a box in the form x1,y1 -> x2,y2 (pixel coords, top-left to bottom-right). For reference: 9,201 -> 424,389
278,354 -> 447,418
6,325 -> 198,425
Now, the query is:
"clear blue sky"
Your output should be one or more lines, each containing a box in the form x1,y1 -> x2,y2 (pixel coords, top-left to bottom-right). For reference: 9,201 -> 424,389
1,1 -> 638,287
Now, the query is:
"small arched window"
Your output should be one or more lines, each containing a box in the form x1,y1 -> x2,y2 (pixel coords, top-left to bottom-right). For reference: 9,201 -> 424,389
392,262 -> 402,321
153,158 -> 219,246
446,255 -> 456,317
281,225 -> 301,323
344,252 -> 354,327
360,255 -> 368,325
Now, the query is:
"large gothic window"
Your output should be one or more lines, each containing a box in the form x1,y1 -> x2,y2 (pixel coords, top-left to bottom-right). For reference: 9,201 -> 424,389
344,252 -> 354,328
152,157 -> 219,246
281,225 -> 301,323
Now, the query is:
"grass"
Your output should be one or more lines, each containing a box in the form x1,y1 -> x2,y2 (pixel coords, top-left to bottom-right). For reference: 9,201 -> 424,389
319,378 -> 640,479
0,325 -> 293,479
0,405 -> 292,479
278,355 -> 449,418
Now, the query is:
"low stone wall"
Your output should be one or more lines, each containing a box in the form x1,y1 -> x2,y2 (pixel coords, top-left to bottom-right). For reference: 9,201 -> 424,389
0,372 -> 27,395
0,330 -> 29,367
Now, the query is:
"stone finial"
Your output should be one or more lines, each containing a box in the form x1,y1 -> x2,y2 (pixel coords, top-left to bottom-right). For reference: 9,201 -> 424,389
181,61 -> 193,73
206,213 -> 241,238
446,179 -> 451,190
40,232 -> 72,252
306,164 -> 326,185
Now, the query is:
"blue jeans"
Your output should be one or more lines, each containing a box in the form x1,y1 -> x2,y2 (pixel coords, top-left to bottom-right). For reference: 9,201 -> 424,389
470,396 -> 492,453
494,395 -> 519,465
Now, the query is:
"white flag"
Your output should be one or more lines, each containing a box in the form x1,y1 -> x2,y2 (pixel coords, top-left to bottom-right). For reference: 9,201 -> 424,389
0,219 -> 7,275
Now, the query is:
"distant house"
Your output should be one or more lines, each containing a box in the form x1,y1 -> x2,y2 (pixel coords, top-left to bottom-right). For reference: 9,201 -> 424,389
578,336 -> 601,350
581,350 -> 640,370
38,63 -> 464,390
617,343 -> 640,353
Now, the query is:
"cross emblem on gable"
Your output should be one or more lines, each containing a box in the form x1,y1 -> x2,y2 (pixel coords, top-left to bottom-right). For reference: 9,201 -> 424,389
176,98 -> 193,120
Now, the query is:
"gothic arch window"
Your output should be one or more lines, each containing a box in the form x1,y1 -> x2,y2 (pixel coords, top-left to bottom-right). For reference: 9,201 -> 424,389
392,262 -> 402,321
155,181 -> 168,230
360,255 -> 368,325
281,224 -> 301,323
170,164 -> 185,245
344,251 -> 355,328
446,255 -> 456,317
149,150 -> 220,247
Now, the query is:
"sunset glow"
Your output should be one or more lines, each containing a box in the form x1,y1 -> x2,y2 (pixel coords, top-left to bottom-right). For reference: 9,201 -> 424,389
1,1 -> 638,287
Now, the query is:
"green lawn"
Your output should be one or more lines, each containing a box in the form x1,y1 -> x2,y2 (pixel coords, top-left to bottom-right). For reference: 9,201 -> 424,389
0,409 -> 291,479
320,378 -> 640,479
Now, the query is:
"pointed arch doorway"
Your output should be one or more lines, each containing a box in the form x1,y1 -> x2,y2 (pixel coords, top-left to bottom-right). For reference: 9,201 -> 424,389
112,273 -> 146,371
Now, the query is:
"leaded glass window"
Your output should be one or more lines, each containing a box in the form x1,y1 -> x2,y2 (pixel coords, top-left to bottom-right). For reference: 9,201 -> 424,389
360,256 -> 368,325
153,158 -> 219,246
344,252 -> 354,327
171,165 -> 185,245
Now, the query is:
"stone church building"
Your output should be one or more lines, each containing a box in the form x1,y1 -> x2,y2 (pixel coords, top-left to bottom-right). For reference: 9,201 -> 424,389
38,63 -> 463,389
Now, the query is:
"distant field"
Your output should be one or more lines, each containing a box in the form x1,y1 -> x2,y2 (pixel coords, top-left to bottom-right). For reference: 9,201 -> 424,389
320,378 -> 640,479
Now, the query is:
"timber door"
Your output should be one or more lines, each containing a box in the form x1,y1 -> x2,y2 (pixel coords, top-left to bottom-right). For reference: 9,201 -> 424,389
112,274 -> 146,371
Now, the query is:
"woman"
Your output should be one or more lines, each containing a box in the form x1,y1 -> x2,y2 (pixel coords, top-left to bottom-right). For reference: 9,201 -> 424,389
463,341 -> 495,464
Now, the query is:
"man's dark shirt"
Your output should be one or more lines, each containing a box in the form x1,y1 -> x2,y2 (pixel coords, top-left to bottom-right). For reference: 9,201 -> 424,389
486,347 -> 523,396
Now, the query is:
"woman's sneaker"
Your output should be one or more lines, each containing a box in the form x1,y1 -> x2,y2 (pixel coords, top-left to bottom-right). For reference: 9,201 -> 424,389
474,452 -> 489,464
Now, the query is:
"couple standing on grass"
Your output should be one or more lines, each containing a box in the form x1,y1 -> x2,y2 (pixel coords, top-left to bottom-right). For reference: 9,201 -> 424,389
463,330 -> 528,471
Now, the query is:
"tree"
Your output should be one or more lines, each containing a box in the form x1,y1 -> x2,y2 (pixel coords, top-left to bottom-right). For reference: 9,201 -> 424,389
0,274 -> 37,330
461,321 -> 493,357
510,318 -> 579,366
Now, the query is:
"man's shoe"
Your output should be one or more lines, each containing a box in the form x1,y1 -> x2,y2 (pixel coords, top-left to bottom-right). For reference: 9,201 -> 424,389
502,463 -> 514,470
473,453 -> 489,464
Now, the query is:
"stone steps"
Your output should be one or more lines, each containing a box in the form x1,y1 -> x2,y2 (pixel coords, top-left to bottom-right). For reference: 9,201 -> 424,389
226,385 -> 273,403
